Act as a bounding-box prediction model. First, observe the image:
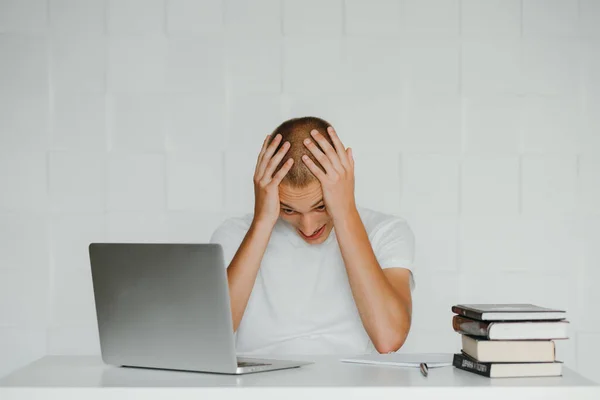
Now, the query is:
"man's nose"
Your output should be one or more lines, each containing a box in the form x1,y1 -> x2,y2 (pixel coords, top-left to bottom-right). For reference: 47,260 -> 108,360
299,216 -> 319,234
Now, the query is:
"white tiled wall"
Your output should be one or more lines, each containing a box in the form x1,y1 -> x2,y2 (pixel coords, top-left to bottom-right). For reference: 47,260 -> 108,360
0,0 -> 598,384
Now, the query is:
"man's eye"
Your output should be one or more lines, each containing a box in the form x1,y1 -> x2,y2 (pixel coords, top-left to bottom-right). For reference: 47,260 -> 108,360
282,209 -> 295,214
316,205 -> 326,211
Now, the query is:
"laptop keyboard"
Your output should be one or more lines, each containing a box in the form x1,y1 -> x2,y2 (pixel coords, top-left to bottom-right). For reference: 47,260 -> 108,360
237,361 -> 271,367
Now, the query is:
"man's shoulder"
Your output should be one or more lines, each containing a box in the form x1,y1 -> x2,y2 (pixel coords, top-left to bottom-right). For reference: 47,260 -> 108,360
210,213 -> 254,242
357,206 -> 411,234
220,213 -> 254,229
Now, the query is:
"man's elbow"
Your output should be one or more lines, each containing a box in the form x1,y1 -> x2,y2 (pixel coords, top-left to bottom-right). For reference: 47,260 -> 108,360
373,330 -> 409,354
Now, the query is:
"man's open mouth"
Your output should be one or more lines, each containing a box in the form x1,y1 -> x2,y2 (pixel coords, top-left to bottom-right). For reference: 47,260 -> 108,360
299,225 -> 325,239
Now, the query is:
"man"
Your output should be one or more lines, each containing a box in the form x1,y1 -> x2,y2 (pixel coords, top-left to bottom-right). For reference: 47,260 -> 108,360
210,116 -> 415,355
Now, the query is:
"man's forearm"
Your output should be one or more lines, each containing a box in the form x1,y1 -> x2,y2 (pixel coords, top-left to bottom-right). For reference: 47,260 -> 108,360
226,219 -> 273,332
332,208 -> 411,353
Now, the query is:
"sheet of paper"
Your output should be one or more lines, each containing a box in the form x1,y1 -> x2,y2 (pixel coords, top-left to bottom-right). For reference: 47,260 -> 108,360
340,353 -> 454,368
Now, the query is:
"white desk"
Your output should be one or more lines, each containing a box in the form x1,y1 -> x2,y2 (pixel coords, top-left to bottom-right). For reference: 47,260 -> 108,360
1,355 -> 598,400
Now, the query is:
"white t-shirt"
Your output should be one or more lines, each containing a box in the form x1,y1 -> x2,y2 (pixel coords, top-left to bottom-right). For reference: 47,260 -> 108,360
209,205 -> 415,356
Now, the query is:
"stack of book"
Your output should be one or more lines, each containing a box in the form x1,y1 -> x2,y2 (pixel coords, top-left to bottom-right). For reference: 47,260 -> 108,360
450,304 -> 569,378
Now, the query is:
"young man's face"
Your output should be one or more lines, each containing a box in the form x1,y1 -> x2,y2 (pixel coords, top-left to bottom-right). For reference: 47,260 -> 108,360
278,181 -> 334,245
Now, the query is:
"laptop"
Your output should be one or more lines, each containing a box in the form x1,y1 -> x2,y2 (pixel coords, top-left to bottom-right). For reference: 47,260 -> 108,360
88,243 -> 313,374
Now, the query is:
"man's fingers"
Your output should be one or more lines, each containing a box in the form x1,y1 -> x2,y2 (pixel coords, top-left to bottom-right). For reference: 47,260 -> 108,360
271,158 -> 294,186
301,154 -> 326,181
327,126 -> 351,170
255,134 -> 271,176
308,129 -> 344,173
347,147 -> 354,168
263,141 -> 291,181
256,134 -> 282,179
303,136 -> 335,174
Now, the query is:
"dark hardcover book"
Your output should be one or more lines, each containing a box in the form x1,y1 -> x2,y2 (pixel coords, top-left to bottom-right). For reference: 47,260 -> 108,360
452,314 -> 569,340
453,352 -> 563,378
451,304 -> 566,322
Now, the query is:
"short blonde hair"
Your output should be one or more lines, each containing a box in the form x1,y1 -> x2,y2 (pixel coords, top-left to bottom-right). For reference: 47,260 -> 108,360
267,116 -> 335,188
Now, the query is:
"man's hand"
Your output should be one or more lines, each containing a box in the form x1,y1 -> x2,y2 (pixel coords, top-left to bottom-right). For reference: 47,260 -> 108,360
253,133 -> 293,228
302,126 -> 356,221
